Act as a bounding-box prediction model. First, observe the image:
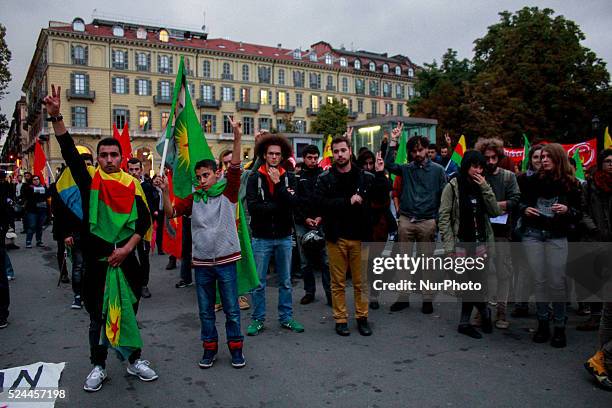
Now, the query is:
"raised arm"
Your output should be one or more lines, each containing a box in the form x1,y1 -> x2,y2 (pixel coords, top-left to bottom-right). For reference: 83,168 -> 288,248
384,122 -> 404,176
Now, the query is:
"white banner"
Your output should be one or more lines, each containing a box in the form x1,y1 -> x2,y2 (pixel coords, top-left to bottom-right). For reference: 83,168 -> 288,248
0,362 -> 66,408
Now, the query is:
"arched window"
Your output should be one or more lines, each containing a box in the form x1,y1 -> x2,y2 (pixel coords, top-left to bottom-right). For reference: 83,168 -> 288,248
293,49 -> 302,59
354,59 -> 361,70
325,54 -> 333,65
408,67 -> 414,77
395,66 -> 401,76
369,62 -> 375,72
73,45 -> 85,61
72,18 -> 85,32
382,64 -> 389,73
136,27 -> 147,40
112,25 -> 124,37
339,57 -> 347,67
309,52 -> 317,62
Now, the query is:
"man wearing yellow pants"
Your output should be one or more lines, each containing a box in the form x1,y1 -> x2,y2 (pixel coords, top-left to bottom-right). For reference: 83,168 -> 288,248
316,137 -> 388,336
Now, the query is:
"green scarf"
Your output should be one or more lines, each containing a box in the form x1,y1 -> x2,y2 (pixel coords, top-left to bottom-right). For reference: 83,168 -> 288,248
193,179 -> 227,203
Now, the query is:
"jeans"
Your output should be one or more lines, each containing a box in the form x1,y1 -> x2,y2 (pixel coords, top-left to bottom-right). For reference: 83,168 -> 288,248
70,240 -> 85,297
489,237 -> 512,310
5,251 -> 14,279
25,208 -> 47,245
295,224 -> 331,300
250,236 -> 293,324
522,229 -> 568,327
194,263 -> 243,342
181,217 -> 193,283
0,245 -> 9,321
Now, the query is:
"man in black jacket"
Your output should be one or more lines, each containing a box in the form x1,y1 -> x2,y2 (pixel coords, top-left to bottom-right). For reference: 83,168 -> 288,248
246,134 -> 304,335
315,136 -> 388,336
44,84 -> 157,392
0,170 -> 12,328
294,145 -> 331,306
127,158 -> 158,299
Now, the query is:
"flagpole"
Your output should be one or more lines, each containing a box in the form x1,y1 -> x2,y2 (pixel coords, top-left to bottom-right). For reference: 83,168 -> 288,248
45,161 -> 56,183
159,137 -> 169,176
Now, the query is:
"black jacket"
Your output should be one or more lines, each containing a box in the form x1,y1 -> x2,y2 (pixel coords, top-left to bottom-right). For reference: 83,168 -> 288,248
315,165 -> 389,242
140,178 -> 160,217
294,166 -> 324,225
246,168 -> 298,239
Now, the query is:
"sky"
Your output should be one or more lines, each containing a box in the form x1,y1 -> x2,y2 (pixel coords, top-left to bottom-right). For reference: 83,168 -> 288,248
1,0 -> 611,135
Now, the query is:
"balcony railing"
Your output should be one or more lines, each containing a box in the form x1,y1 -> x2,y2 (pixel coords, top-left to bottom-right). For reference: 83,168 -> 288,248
66,89 -> 95,101
366,113 -> 384,119
131,129 -> 162,138
307,107 -> 319,116
236,101 -> 260,112
197,98 -> 222,109
221,73 -> 234,80
326,85 -> 336,91
273,105 -> 296,114
153,95 -> 172,105
67,127 -> 102,137
347,111 -> 358,119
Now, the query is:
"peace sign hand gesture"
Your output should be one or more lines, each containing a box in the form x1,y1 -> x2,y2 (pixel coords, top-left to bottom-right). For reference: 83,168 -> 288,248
43,84 -> 61,116
390,122 -> 403,144
375,151 -> 385,172
228,116 -> 242,140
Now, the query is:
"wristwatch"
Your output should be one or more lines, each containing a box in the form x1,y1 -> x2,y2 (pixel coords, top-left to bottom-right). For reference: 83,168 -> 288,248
46,114 -> 63,123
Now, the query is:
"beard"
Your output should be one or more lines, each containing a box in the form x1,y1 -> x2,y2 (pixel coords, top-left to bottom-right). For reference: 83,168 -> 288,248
335,157 -> 350,168
486,163 -> 497,174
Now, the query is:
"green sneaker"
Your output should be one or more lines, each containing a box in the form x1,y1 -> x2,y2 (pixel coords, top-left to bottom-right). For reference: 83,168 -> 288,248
247,320 -> 264,336
281,319 -> 304,333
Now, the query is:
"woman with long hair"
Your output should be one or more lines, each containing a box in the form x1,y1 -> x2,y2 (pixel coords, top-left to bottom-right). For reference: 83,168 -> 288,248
519,143 -> 582,348
439,150 -> 502,338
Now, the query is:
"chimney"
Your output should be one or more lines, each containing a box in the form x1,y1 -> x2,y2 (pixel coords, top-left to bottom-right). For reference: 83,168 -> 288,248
277,43 -> 282,49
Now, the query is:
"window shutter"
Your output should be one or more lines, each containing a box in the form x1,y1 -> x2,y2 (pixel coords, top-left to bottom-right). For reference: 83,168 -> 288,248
71,106 -> 76,126
83,46 -> 88,65
268,90 -> 272,103
84,107 -> 88,127
85,75 -> 90,93
146,53 -> 151,71
70,72 -> 75,90
169,56 -> 173,73
112,77 -> 116,93
71,46 -> 75,62
126,110 -> 130,129
125,77 -> 129,94
112,50 -> 116,67
147,80 -> 152,95
286,93 -> 290,105
157,80 -> 161,95
212,85 -> 216,100
157,55 -> 161,73
123,51 -> 128,69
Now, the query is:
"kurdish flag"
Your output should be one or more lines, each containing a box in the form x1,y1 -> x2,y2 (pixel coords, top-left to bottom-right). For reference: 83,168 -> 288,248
391,129 -> 408,181
605,126 -> 612,150
521,134 -> 531,172
235,202 -> 259,296
101,264 -> 142,360
157,56 -> 213,199
89,168 -> 152,243
450,135 -> 467,167
56,165 -> 95,220
572,149 -> 585,181
319,135 -> 333,170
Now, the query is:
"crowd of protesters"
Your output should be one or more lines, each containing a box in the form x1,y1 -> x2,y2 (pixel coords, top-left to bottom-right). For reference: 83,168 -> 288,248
1,88 -> 611,392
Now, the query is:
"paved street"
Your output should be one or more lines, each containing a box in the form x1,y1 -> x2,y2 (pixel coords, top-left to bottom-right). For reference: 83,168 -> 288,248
1,232 -> 611,408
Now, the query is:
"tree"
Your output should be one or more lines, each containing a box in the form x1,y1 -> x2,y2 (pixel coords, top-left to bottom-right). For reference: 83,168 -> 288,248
409,49 -> 475,145
310,98 -> 348,136
0,23 -> 12,138
469,7 -> 609,145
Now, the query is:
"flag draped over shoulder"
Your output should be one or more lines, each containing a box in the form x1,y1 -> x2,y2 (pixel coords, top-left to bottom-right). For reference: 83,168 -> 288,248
450,135 -> 466,167
89,168 -> 152,244
521,134 -> 531,172
56,165 -> 95,220
156,56 -> 212,199
101,264 -> 143,360
235,202 -> 259,295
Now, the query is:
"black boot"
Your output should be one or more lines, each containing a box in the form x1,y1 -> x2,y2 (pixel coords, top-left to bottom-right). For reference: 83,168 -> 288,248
356,318 -> 372,336
165,257 -> 177,270
458,324 -> 482,339
480,306 -> 492,334
335,323 -> 350,336
390,300 -> 410,312
533,319 -> 550,343
550,326 -> 567,348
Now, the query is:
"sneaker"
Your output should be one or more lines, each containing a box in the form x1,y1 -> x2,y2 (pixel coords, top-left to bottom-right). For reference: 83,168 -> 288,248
281,319 -> 304,333
585,351 -> 612,391
71,296 -> 82,309
127,359 -> 158,381
238,296 -> 250,310
198,341 -> 218,369
576,302 -> 591,316
300,293 -> 315,305
36,242 -> 44,247
175,280 -> 193,288
495,309 -> 510,329
0,318 -> 8,329
83,365 -> 107,392
141,286 -> 152,298
25,243 -> 32,248
7,276 -> 15,281
214,303 -> 223,312
228,340 -> 246,368
247,320 -> 264,336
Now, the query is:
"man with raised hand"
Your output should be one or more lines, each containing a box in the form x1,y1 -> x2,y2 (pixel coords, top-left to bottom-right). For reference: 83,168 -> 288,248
43,85 -> 157,392
157,117 -> 246,369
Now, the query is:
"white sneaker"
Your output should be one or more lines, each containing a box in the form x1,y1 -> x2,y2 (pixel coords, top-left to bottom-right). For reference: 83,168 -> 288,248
83,365 -> 107,392
127,359 -> 158,381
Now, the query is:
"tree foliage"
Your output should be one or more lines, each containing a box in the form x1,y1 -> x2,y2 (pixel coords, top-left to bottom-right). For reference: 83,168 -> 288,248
310,99 -> 348,137
0,23 -> 12,138
410,7 -> 610,146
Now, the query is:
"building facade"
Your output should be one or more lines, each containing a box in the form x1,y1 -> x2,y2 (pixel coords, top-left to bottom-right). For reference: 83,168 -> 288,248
20,17 -> 419,175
